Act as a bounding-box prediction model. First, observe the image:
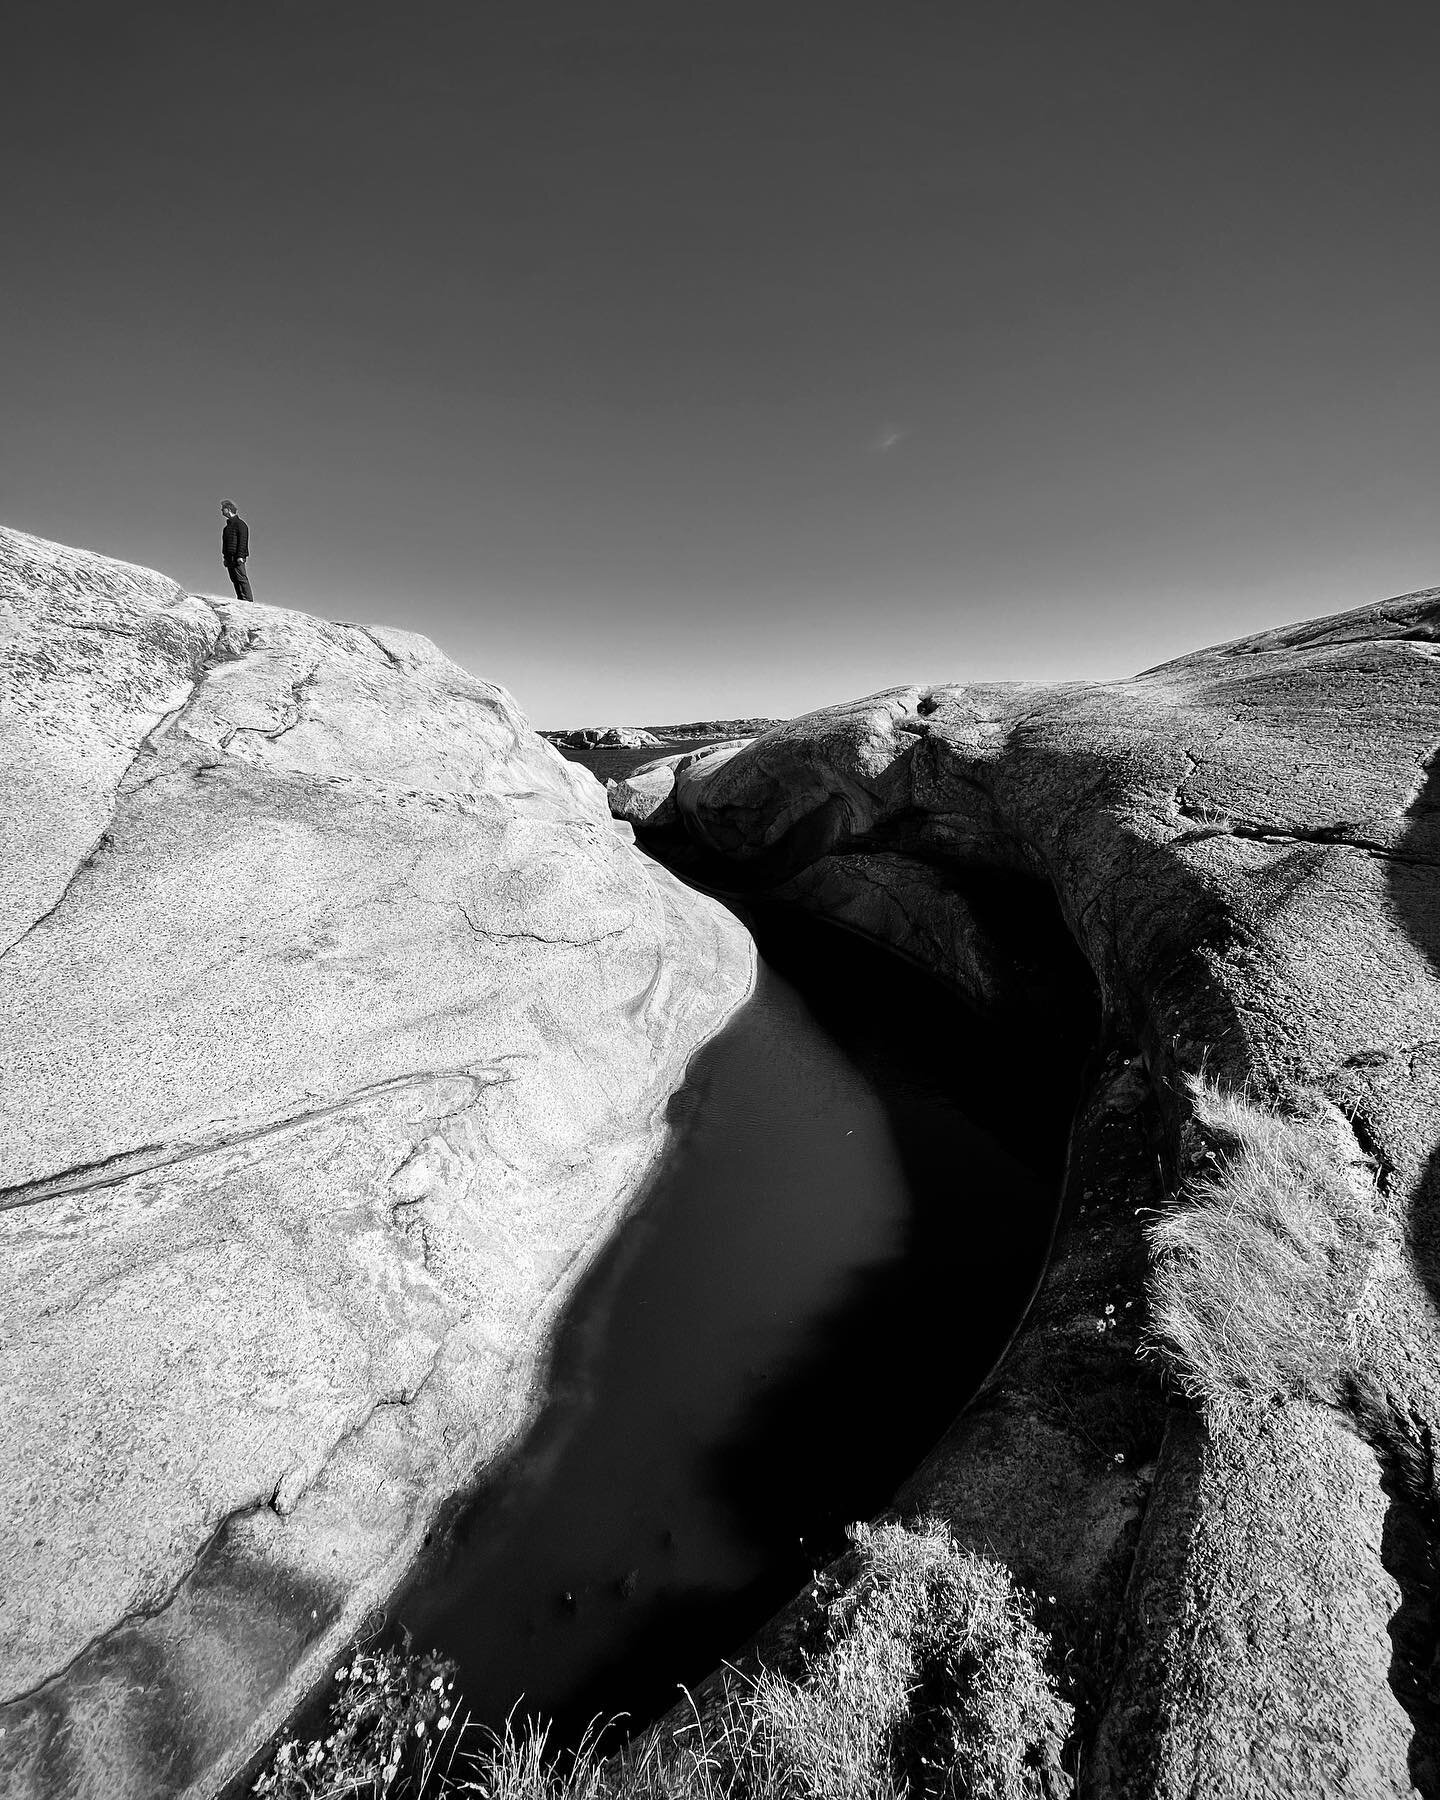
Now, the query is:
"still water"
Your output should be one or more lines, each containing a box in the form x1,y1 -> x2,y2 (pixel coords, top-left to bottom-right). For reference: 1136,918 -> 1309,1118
396,906 -> 1087,1737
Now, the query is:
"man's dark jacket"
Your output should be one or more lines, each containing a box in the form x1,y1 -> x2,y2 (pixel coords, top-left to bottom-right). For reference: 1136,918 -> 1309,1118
222,514 -> 249,564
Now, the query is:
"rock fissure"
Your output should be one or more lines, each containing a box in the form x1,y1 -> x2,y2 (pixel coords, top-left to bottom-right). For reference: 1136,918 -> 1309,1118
347,623 -> 408,670
0,1068 -> 500,1213
1171,805 -> 1437,866
0,828 -> 120,965
0,672 -> 212,963
1346,1381 -> 1440,1798
266,1334 -> 464,1523
0,596 -> 260,963
2,1499 -> 282,1710
222,661 -> 322,747
453,899 -> 630,949
63,619 -> 149,644
1344,1107 -> 1398,1199
1403,741 -> 1440,815
20,1350 -> 457,1706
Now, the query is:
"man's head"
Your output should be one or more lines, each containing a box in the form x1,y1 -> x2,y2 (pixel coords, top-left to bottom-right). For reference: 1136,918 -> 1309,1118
220,500 -> 237,518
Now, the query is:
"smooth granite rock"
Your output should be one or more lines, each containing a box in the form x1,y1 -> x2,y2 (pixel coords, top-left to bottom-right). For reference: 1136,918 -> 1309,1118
603,739 -> 759,834
613,590 -> 1440,1798
0,528 -> 754,1800
606,760 -> 679,829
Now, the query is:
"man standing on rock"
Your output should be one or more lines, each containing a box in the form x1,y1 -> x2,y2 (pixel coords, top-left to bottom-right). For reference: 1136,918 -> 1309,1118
220,499 -> 254,603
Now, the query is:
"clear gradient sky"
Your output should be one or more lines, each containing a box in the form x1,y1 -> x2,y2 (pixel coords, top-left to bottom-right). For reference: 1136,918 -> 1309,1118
5,2 -> 1440,727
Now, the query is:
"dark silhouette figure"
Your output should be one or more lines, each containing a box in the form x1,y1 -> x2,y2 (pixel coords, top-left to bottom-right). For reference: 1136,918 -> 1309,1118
220,500 -> 253,603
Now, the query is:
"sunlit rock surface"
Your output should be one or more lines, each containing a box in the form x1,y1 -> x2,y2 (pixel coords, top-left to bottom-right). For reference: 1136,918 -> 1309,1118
613,591 -> 1440,1798
0,528 -> 754,1800
543,724 -> 663,750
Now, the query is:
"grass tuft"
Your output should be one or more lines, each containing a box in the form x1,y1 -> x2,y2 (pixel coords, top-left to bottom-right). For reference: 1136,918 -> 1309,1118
1145,1077 -> 1374,1418
745,1518 -> 1070,1799
254,1522 -> 1070,1798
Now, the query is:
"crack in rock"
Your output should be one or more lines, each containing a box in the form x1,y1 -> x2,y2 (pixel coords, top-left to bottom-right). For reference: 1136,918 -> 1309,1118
1402,741 -> 1440,816
341,622 -> 408,670
222,661 -> 322,748
0,602 -> 257,964
7,1328 -> 462,1705
1346,1378 -> 1440,1797
0,684 -> 201,964
1,1497 -> 278,1708
1171,805 -> 1438,867
453,900 -> 630,948
0,1067 -> 507,1213
267,1341 -> 455,1519
1342,1104 -> 1397,1199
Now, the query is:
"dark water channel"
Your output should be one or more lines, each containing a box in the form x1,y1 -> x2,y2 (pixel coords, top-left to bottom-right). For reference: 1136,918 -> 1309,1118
395,904 -> 1091,1739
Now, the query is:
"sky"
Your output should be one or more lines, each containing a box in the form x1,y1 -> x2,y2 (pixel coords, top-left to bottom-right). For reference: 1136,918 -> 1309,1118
5,1 -> 1440,728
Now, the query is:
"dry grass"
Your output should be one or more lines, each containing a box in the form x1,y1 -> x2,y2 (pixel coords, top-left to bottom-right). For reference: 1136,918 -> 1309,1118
741,1519 -> 1070,1799
1146,1077 -> 1374,1418
255,1521 -> 1069,1799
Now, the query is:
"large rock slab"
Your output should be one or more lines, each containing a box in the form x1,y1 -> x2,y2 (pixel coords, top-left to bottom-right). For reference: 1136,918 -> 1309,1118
0,529 -> 754,1800
613,590 -> 1440,1796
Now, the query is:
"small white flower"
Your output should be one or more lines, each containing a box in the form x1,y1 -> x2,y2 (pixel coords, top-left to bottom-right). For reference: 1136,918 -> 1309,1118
336,1668 -> 348,1681
431,1675 -> 444,1690
416,1721 -> 426,1736
1104,1304 -> 1114,1315
1114,1453 -> 1125,1463
438,1714 -> 452,1731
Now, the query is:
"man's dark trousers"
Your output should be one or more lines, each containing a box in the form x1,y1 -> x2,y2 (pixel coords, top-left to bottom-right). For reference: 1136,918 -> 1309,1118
226,559 -> 254,604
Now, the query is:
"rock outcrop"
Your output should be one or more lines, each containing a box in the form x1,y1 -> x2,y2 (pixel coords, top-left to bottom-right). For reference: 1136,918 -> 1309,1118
0,529 -> 754,1800
543,725 -> 663,750
605,739 -> 754,832
612,592 -> 1440,1797
639,717 -> 782,741
545,720 -> 782,752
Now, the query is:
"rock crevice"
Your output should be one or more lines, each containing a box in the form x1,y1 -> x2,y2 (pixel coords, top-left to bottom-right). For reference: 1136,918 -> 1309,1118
611,583 -> 1440,1797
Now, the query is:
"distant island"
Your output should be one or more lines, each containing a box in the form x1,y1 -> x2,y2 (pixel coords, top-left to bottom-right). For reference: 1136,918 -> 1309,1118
543,718 -> 783,781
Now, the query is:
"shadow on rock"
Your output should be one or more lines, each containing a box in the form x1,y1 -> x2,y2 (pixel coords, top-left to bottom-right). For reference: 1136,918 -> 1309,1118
1380,745 -> 1440,1794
